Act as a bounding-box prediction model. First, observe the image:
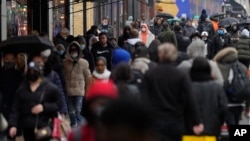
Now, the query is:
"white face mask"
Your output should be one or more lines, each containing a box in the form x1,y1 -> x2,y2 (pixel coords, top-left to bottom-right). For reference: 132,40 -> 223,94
141,28 -> 146,32
71,53 -> 78,58
103,22 -> 108,26
80,45 -> 86,50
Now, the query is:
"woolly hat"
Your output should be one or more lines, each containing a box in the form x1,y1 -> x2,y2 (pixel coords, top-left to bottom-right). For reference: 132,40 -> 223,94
86,80 -> 119,101
112,48 -> 131,69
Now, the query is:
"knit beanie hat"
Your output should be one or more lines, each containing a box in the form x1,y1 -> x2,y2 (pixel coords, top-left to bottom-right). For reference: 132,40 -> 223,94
112,48 -> 131,69
86,80 -> 119,101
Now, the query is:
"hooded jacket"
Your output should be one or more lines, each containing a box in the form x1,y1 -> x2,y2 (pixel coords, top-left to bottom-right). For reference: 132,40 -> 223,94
157,31 -> 178,46
213,48 -> 247,83
178,40 -> 224,85
63,41 -> 92,96
118,26 -> 131,48
139,23 -> 155,47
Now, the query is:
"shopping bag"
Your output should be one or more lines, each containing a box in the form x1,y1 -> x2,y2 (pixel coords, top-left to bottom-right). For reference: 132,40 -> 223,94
60,117 -> 71,137
0,113 -> 8,132
52,117 -> 62,140
182,135 -> 216,141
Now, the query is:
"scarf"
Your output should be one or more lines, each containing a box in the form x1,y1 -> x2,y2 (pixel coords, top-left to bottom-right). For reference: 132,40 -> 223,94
92,69 -> 111,80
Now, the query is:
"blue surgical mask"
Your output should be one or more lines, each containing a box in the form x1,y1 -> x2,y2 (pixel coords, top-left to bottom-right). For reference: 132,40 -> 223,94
57,50 -> 64,55
217,30 -> 224,36
80,44 -> 86,50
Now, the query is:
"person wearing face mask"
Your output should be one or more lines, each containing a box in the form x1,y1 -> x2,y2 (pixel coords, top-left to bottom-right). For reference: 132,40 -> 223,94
67,80 -> 119,141
229,23 -> 241,46
201,31 -> 212,58
139,23 -> 155,47
0,53 -> 23,141
98,18 -> 114,38
56,44 -> 65,59
8,61 -> 62,141
64,41 -> 92,127
208,25 -> 232,59
75,36 -> 95,73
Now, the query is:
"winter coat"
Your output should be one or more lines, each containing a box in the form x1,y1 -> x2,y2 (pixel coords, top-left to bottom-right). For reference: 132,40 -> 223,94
131,57 -> 157,74
98,24 -> 114,38
54,34 -> 69,50
229,30 -> 241,46
235,36 -> 250,60
157,31 -> 178,46
122,38 -> 141,58
141,62 -> 201,126
183,25 -> 196,37
208,33 -> 232,59
0,69 -> 23,120
9,79 -> 62,129
46,71 -> 68,114
197,21 -> 215,38
213,48 -> 247,85
91,42 -> 114,70
139,32 -> 155,47
64,42 -> 92,96
189,81 -> 228,136
82,48 -> 95,73
175,32 -> 191,52
151,24 -> 163,36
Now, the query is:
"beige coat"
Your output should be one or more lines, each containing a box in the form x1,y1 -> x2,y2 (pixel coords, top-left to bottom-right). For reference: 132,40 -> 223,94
64,41 -> 91,96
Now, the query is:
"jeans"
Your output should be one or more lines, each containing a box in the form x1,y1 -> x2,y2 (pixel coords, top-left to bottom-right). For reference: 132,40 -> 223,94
68,96 -> 84,127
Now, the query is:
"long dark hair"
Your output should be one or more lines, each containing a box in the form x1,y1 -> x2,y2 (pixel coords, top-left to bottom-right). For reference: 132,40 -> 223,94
190,57 -> 212,82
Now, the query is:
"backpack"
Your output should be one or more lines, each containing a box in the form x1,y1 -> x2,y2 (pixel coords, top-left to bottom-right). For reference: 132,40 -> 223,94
224,61 -> 250,103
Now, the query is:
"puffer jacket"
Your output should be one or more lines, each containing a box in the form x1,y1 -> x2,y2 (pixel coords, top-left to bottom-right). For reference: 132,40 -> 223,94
64,41 -> 92,96
235,36 -> 250,60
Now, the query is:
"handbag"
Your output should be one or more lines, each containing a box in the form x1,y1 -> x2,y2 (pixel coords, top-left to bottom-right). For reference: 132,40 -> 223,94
34,89 -> 52,141
0,113 -> 8,132
182,135 -> 216,141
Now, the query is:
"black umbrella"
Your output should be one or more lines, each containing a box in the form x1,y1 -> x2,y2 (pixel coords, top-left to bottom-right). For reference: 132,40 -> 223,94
0,35 -> 54,53
240,19 -> 250,25
210,13 -> 225,21
219,17 -> 239,27
156,13 -> 174,19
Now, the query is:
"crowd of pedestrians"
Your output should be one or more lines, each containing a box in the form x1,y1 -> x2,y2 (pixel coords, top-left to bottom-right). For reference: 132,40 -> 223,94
1,9 -> 250,141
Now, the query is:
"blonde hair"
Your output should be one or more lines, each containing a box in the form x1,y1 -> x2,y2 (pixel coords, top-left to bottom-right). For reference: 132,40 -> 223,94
158,43 -> 178,62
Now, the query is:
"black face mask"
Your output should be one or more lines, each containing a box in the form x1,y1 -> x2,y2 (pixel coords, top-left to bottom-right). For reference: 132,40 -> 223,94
26,70 -> 41,82
3,62 -> 15,70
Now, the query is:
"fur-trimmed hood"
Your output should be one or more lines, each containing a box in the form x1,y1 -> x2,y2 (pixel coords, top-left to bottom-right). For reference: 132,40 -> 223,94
213,47 -> 238,63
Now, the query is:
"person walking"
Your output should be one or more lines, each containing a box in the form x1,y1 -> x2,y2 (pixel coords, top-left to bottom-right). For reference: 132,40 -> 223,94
91,32 -> 114,70
64,41 -> 92,127
9,62 -> 62,141
141,43 -> 203,141
235,29 -> 250,68
197,9 -> 215,38
92,57 -> 111,83
98,18 -> 113,38
139,23 -> 155,47
118,26 -> 131,48
214,48 -> 250,125
187,57 -> 228,138
183,20 -> 196,38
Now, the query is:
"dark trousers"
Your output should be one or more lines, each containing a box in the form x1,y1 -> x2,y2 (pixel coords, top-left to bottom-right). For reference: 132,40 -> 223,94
226,106 -> 243,126
154,119 -> 184,141
23,128 -> 51,141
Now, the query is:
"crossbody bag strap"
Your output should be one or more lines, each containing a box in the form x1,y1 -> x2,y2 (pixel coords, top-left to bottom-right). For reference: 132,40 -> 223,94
34,89 -> 45,133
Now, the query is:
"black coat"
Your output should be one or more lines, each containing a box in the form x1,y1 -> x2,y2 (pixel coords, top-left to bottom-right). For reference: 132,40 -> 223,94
82,48 -> 95,73
141,62 -> 201,124
208,34 -> 232,59
186,81 -> 228,136
91,42 -> 114,70
9,79 -> 62,129
175,32 -> 191,52
54,34 -> 69,49
0,69 -> 23,120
